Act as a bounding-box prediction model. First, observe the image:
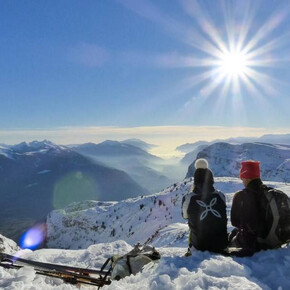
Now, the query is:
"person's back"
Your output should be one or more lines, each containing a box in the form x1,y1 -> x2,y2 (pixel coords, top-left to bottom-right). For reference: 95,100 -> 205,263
182,159 -> 228,254
229,160 -> 290,256
187,188 -> 228,252
230,177 -> 265,253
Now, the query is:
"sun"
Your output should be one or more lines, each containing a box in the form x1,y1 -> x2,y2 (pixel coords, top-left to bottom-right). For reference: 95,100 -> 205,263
218,49 -> 249,78
121,0 -> 289,102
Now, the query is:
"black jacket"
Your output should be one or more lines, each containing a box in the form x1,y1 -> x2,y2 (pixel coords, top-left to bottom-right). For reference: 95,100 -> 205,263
231,179 -> 265,251
182,186 -> 228,252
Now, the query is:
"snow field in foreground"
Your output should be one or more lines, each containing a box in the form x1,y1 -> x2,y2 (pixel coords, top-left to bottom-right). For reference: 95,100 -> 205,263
1,241 -> 289,289
1,177 -> 290,289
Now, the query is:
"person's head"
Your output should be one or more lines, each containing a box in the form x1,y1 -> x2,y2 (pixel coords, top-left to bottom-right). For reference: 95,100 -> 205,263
239,160 -> 261,187
194,158 -> 214,187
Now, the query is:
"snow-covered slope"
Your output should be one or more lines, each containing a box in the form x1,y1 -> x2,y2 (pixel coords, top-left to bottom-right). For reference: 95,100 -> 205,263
46,178 -> 193,249
0,234 -> 20,254
47,177 -> 290,250
180,144 -> 208,165
1,177 -> 290,289
186,142 -> 290,182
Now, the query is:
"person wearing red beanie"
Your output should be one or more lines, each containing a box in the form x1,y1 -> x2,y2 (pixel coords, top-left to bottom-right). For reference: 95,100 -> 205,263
229,160 -> 265,256
239,160 -> 260,180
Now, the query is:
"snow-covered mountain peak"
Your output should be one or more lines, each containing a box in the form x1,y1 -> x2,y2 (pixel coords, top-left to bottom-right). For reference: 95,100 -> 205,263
0,145 -> 13,159
101,140 -> 120,146
186,142 -> 290,182
0,144 -> 9,150
121,139 -> 157,151
12,140 -> 64,154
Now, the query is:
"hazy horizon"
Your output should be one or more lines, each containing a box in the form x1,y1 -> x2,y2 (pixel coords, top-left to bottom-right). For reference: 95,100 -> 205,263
1,125 -> 290,158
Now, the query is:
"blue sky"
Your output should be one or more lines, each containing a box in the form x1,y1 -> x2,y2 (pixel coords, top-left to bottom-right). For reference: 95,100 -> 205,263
1,0 -> 290,150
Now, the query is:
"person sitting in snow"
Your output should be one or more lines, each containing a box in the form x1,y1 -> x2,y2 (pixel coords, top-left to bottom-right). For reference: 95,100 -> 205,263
182,158 -> 228,256
229,160 -> 279,256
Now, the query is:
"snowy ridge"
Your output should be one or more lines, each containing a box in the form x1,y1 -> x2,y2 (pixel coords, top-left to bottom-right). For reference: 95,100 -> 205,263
0,140 -> 68,159
12,140 -> 66,154
0,145 -> 13,160
187,142 -> 290,182
177,133 -> 290,153
47,178 -> 193,249
47,177 -> 290,249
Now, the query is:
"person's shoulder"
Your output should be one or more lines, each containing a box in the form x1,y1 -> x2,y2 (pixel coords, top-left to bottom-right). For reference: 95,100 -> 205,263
232,188 -> 247,202
234,188 -> 246,196
214,189 -> 224,194
213,189 -> 226,202
213,189 -> 224,196
182,192 -> 197,202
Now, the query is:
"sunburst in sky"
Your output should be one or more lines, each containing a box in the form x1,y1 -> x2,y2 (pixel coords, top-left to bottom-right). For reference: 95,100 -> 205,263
114,0 -> 290,128
1,0 -> 290,136
166,0 -> 289,98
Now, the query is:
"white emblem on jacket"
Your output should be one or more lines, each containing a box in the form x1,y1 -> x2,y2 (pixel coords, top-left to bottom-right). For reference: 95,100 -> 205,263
196,197 -> 222,220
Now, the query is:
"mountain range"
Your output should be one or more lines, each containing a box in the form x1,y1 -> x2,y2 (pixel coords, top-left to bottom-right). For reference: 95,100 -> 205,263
186,142 -> 290,182
0,140 -> 149,241
72,140 -> 172,193
120,138 -> 157,151
177,133 -> 290,153
3,136 -> 290,243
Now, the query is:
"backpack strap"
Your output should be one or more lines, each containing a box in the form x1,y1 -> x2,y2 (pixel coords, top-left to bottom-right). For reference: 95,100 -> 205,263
213,190 -> 226,203
126,256 -> 132,275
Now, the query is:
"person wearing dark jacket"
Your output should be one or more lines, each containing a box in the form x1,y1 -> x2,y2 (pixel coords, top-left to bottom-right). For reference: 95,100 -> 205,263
229,160 -> 266,256
182,158 -> 228,256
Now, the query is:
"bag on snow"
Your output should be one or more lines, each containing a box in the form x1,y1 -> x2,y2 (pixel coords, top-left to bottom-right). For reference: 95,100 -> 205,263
110,244 -> 160,280
187,191 -> 228,252
255,185 -> 290,248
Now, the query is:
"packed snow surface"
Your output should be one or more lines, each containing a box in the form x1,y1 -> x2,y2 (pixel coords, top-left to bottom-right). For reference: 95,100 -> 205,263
0,241 -> 289,289
1,178 -> 290,289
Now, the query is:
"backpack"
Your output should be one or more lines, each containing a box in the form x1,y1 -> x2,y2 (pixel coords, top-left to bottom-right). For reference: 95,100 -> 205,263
110,244 -> 160,280
255,185 -> 290,248
187,191 -> 228,252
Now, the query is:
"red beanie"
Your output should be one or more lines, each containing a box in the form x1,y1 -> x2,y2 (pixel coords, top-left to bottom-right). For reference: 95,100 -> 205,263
239,160 -> 260,179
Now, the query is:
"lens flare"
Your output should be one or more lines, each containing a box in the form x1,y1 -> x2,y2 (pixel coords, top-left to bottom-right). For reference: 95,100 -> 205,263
19,224 -> 46,250
53,171 -> 99,209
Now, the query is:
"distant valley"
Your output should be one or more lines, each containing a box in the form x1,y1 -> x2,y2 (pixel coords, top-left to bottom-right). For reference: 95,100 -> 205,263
72,140 -> 173,193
